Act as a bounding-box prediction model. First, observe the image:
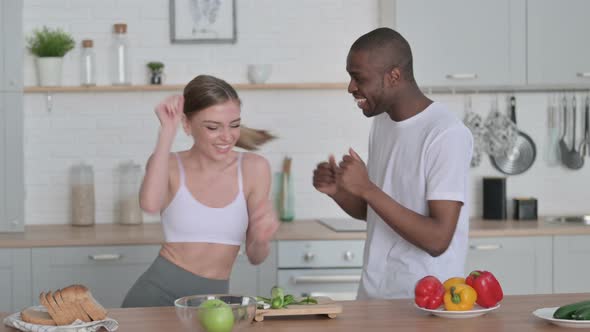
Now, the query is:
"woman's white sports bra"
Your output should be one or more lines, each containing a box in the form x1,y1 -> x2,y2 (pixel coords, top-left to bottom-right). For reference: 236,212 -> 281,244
161,152 -> 248,245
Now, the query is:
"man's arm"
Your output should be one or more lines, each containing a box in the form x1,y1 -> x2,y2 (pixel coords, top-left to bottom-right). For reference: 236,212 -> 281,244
336,135 -> 470,257
330,190 -> 368,220
361,182 -> 461,256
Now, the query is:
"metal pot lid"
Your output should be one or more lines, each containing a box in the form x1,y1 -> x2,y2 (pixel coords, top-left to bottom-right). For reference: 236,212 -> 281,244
490,134 -> 536,175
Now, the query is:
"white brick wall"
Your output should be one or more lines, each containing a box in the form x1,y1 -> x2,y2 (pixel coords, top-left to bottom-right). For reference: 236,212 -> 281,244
22,1 -> 590,225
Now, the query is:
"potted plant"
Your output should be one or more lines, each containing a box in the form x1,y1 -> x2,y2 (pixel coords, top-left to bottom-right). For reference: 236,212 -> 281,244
27,27 -> 75,86
146,61 -> 165,85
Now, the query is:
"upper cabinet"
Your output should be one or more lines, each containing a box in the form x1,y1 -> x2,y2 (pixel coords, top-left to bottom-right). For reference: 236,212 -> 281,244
391,0 -> 526,87
527,0 -> 590,85
1,0 -> 23,92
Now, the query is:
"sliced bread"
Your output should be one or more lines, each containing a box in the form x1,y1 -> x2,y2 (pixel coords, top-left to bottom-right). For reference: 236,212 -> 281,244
39,291 -> 68,326
63,284 -> 107,321
52,290 -> 76,324
59,287 -> 92,322
20,306 -> 56,326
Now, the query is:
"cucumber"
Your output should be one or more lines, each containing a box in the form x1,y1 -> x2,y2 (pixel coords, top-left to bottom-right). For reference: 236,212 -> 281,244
573,306 -> 590,320
553,301 -> 590,319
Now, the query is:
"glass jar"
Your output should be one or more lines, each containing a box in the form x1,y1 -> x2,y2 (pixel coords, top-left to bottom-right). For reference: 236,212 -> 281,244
71,163 -> 95,226
111,23 -> 131,85
80,39 -> 96,86
273,171 -> 295,222
118,161 -> 143,225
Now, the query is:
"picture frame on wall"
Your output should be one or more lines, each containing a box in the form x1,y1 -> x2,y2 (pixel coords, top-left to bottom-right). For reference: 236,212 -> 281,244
169,0 -> 236,43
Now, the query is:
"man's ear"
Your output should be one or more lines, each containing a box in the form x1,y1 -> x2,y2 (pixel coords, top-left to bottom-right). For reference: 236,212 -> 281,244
384,67 -> 401,87
181,114 -> 191,136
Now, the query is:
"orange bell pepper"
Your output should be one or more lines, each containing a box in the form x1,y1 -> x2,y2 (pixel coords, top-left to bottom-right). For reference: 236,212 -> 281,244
443,284 -> 477,311
443,277 -> 465,291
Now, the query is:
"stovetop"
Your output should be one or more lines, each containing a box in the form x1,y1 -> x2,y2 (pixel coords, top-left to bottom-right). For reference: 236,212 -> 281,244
317,218 -> 367,232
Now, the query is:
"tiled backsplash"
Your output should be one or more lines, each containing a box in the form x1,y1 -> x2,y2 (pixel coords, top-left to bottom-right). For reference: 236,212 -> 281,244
22,1 -> 590,224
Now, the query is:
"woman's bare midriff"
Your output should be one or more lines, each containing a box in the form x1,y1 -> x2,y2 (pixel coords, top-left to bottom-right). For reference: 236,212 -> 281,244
159,242 -> 241,280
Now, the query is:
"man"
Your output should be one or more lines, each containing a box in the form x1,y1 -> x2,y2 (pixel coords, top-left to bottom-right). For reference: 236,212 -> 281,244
312,28 -> 473,299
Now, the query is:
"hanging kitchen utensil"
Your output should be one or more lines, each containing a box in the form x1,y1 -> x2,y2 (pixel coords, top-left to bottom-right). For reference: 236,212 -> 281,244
544,94 -> 560,167
578,95 -> 590,157
483,96 -> 518,158
561,95 -> 584,169
462,95 -> 484,167
490,96 -> 536,175
558,95 -> 570,166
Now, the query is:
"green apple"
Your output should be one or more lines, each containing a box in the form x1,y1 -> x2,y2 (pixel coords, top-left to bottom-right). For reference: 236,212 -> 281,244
198,299 -> 235,332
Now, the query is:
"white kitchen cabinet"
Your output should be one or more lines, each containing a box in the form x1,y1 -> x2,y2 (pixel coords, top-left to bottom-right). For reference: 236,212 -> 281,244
257,241 -> 278,296
229,242 -> 278,297
31,245 -> 161,308
0,0 -> 24,232
553,235 -> 590,293
466,236 -> 553,295
527,0 -> 590,85
0,0 -> 3,87
229,250 -> 258,296
390,0 -> 526,87
0,249 -> 32,312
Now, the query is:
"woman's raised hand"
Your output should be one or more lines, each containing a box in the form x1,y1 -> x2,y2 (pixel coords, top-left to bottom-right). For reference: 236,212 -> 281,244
155,95 -> 184,132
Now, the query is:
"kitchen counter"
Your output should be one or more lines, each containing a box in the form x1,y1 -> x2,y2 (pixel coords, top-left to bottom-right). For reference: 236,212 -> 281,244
1,218 -> 590,247
2,293 -> 589,331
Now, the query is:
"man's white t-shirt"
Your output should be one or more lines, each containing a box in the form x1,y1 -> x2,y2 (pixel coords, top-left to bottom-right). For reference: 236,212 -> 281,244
357,102 -> 473,300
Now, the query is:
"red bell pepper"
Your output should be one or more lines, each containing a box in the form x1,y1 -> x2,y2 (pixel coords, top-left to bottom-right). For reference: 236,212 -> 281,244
465,270 -> 504,308
414,276 -> 445,309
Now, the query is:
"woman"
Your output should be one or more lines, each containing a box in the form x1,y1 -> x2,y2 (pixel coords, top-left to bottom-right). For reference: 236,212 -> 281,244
122,75 -> 279,307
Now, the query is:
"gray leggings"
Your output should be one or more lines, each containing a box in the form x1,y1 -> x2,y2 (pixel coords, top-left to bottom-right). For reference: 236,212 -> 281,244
121,255 -> 229,308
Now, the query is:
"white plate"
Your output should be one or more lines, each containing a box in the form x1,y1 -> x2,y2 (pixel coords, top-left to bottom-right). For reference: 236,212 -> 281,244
3,306 -> 118,332
414,303 -> 500,319
533,307 -> 590,328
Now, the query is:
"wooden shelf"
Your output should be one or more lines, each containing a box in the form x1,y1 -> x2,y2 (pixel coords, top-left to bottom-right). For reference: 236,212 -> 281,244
24,83 -> 590,95
24,82 -> 348,93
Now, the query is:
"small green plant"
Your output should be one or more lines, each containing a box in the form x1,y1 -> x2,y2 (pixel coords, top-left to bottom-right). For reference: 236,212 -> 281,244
146,61 -> 165,73
27,26 -> 75,57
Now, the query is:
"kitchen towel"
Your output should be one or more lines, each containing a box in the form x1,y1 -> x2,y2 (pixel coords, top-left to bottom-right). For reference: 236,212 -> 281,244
3,306 -> 118,332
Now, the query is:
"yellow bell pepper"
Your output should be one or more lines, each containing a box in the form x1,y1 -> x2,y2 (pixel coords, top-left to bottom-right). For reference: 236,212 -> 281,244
444,284 -> 477,311
443,277 -> 465,291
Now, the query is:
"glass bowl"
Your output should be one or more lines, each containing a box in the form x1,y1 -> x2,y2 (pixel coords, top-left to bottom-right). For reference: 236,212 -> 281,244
174,295 -> 257,332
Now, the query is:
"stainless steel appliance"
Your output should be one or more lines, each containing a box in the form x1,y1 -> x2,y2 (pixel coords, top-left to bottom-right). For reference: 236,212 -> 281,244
277,240 -> 364,301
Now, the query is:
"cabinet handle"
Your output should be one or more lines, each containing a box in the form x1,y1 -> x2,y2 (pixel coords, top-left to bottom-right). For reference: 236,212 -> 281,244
343,251 -> 355,261
577,72 -> 590,78
469,244 -> 502,251
445,73 -> 478,80
292,275 -> 361,284
303,252 -> 315,262
88,254 -> 122,261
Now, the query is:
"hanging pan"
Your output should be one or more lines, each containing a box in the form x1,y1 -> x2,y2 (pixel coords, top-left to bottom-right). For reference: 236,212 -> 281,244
490,96 -> 536,175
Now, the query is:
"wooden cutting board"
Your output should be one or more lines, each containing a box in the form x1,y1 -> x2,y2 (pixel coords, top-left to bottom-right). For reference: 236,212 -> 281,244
254,297 -> 343,322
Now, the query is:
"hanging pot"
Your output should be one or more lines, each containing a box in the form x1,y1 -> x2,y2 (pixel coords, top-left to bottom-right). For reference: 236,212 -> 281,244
490,96 -> 536,175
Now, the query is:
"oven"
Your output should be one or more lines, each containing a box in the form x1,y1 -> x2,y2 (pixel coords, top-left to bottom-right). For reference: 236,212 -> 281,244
277,240 -> 364,301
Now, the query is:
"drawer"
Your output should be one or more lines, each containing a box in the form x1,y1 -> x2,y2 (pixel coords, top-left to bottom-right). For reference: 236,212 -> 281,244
466,236 -> 552,295
278,268 -> 361,300
32,245 -> 160,308
278,240 -> 364,268
32,245 -> 160,266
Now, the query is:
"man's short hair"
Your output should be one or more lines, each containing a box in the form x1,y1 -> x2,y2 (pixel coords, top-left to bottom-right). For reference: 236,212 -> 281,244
350,28 -> 415,82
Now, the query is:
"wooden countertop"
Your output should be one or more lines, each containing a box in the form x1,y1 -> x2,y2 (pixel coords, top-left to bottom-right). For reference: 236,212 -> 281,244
1,218 -> 589,248
2,293 -> 589,331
